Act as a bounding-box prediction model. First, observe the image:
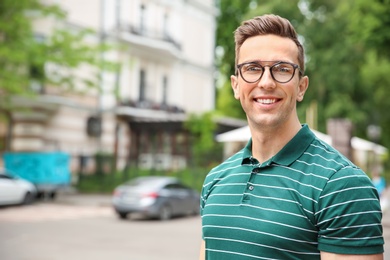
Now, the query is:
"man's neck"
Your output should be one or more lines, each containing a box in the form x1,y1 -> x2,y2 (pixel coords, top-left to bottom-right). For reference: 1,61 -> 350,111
249,121 -> 302,163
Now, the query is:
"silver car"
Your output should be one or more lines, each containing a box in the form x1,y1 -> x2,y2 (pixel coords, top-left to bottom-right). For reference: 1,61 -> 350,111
112,176 -> 200,220
0,169 -> 37,206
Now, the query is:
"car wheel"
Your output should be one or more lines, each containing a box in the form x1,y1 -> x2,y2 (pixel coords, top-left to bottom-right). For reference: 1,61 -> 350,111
49,192 -> 56,200
37,192 -> 44,199
22,192 -> 34,205
158,205 -> 172,221
118,212 -> 128,219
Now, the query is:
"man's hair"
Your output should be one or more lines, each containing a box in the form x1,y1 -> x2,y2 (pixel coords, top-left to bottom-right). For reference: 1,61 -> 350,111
234,14 -> 305,74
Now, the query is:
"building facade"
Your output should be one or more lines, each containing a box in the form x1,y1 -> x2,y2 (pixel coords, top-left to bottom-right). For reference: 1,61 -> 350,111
1,0 -> 246,179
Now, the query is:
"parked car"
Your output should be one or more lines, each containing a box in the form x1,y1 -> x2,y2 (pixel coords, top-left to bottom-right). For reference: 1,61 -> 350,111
0,168 -> 37,206
112,176 -> 200,220
3,152 -> 71,199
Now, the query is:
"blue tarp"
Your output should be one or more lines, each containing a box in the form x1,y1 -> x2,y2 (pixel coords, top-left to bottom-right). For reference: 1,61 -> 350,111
3,152 -> 71,185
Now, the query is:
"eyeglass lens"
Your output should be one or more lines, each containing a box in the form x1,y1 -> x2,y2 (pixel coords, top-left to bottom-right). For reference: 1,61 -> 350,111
240,62 -> 296,83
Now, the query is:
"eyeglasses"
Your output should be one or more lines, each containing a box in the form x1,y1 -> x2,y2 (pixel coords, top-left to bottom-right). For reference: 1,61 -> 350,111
236,61 -> 303,83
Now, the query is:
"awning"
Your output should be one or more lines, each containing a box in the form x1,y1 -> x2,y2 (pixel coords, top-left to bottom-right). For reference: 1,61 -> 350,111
216,126 -> 387,155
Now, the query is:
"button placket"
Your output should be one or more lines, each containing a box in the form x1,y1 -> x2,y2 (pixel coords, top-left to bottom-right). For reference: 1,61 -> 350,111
247,167 -> 260,192
252,168 -> 260,174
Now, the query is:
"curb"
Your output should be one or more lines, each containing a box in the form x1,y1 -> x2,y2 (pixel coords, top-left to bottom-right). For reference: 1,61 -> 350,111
55,193 -> 112,207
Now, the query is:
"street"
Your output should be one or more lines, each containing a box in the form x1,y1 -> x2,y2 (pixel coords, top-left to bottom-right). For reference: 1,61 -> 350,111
0,194 -> 202,260
1,193 -> 390,259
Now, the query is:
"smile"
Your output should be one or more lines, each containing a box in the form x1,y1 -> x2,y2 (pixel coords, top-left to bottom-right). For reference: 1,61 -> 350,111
255,98 -> 277,104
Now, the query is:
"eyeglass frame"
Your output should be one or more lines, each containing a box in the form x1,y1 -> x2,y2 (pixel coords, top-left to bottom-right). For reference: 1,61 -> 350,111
236,61 -> 304,84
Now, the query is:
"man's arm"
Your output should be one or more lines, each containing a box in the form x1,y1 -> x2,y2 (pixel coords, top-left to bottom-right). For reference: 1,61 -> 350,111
199,240 -> 205,260
321,251 -> 383,260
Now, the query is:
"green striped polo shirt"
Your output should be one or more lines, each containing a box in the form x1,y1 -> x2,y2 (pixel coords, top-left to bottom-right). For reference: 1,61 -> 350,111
201,125 -> 384,259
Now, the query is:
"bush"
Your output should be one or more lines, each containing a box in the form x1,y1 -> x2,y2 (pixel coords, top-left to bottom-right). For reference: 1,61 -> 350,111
75,167 -> 210,193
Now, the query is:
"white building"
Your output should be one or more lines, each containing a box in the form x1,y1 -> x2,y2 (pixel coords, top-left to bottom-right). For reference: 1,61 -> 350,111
3,0 -> 241,177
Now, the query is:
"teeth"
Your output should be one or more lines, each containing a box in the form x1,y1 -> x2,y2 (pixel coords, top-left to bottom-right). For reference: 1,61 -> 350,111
257,99 -> 276,104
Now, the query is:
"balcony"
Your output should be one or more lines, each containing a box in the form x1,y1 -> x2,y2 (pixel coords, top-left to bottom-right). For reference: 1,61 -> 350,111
118,24 -> 182,59
119,99 -> 185,113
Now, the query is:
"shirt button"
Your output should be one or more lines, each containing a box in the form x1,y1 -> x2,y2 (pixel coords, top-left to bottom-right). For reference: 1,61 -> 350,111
248,185 -> 254,191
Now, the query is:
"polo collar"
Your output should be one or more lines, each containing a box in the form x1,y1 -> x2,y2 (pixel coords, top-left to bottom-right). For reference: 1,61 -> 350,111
242,124 -> 315,166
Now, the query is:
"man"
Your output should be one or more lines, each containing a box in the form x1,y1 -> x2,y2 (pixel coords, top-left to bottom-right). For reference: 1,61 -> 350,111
199,14 -> 384,259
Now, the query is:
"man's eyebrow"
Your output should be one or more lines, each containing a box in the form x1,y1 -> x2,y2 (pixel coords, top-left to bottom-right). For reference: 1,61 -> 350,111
240,60 -> 286,65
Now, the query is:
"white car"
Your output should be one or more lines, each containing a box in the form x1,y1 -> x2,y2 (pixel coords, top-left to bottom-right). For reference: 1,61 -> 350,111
0,168 -> 37,206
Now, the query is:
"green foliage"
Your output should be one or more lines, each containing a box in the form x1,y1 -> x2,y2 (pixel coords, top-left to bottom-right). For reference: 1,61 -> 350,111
216,76 -> 246,119
0,0 -> 118,106
94,152 -> 115,176
346,0 -> 390,57
215,0 -> 253,119
345,0 -> 390,146
299,0 -> 390,146
0,0 -> 119,152
184,112 -> 223,167
76,167 -> 209,193
295,0 -> 369,131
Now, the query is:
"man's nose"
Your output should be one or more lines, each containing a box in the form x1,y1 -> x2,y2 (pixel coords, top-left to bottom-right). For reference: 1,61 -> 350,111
257,68 -> 276,89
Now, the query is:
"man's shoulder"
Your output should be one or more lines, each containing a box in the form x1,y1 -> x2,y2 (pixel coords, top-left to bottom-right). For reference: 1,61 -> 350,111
302,135 -> 364,177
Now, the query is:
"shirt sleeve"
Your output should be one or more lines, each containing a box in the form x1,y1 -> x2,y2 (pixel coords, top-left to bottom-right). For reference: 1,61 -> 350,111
316,166 -> 384,254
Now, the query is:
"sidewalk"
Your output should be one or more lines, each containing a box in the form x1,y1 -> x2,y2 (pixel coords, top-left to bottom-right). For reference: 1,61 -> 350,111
382,192 -> 390,258
56,188 -> 390,224
56,189 -> 112,207
382,210 -> 390,227
380,188 -> 390,226
55,189 -> 390,256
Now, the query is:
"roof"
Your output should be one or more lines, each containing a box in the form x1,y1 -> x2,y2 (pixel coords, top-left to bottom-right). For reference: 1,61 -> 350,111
216,126 -> 387,155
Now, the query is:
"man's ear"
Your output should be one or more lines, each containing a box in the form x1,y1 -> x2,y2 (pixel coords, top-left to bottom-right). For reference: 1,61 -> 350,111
297,76 -> 309,102
231,75 -> 240,100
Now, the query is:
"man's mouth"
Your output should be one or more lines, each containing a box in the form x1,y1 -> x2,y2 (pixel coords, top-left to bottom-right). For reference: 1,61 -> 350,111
255,98 -> 277,104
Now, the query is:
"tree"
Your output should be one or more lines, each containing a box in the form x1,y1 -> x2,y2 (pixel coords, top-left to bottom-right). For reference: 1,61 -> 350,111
294,0 -> 390,150
345,0 -> 390,146
184,112 -> 222,167
215,0 -> 254,119
305,1 -> 372,129
0,0 -> 116,151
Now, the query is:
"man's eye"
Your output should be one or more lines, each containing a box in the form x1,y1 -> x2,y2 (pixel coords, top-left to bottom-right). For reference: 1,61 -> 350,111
244,65 -> 262,72
273,64 -> 293,73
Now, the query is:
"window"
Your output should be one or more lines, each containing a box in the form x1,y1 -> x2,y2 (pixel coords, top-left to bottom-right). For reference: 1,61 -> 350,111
163,12 -> 169,38
139,69 -> 146,101
162,132 -> 171,153
30,33 -> 46,94
162,75 -> 168,105
140,4 -> 146,34
29,65 -> 44,94
139,132 -> 149,153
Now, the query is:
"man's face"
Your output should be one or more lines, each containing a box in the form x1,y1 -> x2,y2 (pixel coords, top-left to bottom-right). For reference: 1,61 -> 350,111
231,34 -> 308,130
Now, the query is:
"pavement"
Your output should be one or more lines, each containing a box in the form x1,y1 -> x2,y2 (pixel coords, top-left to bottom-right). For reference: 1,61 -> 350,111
56,189 -> 390,225
383,211 -> 390,228
380,188 -> 390,227
55,187 -> 390,256
56,188 -> 112,207
12,188 -> 390,258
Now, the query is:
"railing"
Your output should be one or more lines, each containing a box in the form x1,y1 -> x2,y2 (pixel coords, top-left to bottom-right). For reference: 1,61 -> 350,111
120,24 -> 181,50
119,99 -> 185,113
